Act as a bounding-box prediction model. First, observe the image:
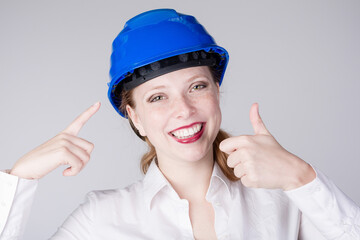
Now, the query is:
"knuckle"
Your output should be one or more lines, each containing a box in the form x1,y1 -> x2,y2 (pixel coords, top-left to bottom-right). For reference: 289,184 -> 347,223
242,160 -> 250,169
57,132 -> 69,139
227,155 -> 237,168
242,135 -> 254,145
227,161 -> 233,168
241,145 -> 256,158
243,149 -> 253,159
237,147 -> 250,160
57,146 -> 71,158
234,167 -> 242,177
58,138 -> 71,147
78,160 -> 85,169
89,142 -> 95,150
247,174 -> 258,184
58,145 -> 67,153
84,153 -> 91,163
240,145 -> 249,153
72,159 -> 84,171
241,177 -> 250,187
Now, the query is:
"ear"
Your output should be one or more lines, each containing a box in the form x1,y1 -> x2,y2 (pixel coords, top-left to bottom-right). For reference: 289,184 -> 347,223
126,105 -> 146,137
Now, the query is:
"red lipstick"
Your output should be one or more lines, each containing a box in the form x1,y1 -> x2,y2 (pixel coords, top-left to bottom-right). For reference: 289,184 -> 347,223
169,122 -> 205,144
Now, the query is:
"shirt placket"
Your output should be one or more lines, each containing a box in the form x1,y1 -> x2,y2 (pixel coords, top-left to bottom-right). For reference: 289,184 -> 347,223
206,175 -> 232,240
175,199 -> 195,239
209,196 -> 231,240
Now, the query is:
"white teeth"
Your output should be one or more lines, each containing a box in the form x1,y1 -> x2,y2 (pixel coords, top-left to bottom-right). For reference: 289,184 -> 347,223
171,123 -> 203,139
196,124 -> 200,132
183,129 -> 189,137
188,128 -> 194,135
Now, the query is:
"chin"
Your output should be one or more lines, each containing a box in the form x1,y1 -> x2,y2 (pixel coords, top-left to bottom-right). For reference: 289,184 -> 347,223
174,143 -> 214,163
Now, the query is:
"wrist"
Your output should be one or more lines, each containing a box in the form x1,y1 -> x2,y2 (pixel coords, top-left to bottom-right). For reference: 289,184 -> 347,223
9,168 -> 20,177
283,157 -> 316,191
9,167 -> 30,179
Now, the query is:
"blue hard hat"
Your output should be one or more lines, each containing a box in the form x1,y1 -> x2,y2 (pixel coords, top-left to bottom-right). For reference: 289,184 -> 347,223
108,8 -> 229,117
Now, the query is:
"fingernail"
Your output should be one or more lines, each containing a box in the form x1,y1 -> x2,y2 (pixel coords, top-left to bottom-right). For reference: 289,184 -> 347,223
93,101 -> 100,107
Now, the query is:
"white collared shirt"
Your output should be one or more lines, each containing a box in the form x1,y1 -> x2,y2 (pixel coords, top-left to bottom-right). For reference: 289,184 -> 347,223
1,161 -> 359,239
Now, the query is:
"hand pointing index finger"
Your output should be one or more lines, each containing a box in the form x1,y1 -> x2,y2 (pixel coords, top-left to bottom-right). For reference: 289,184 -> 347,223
63,102 -> 101,136
250,103 -> 270,135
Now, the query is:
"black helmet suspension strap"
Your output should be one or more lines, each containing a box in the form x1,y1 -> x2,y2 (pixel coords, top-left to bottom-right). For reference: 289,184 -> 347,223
117,50 -> 219,94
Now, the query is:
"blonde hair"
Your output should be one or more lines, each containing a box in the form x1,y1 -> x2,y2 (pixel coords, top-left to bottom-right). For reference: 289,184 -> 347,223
118,67 -> 239,181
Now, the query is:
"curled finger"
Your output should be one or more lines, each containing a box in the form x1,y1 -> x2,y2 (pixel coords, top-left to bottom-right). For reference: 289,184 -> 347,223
62,154 -> 86,177
58,133 -> 95,154
234,164 -> 246,179
226,148 -> 250,168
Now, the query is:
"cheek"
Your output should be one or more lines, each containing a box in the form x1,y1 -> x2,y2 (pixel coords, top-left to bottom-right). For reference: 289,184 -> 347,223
198,93 -> 222,124
139,106 -> 168,137
204,91 -> 221,112
212,101 -> 222,127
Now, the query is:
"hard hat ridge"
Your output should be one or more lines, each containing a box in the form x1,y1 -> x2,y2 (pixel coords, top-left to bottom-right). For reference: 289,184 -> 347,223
123,9 -> 180,31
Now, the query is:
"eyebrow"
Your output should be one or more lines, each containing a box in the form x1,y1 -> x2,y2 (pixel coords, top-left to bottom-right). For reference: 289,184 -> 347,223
142,85 -> 166,101
188,74 -> 210,83
148,85 -> 166,91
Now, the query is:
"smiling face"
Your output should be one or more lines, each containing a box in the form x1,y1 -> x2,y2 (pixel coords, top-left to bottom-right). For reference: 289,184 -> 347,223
126,66 -> 222,165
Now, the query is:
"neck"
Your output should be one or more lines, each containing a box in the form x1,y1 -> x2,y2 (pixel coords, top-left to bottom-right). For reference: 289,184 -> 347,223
156,148 -> 214,201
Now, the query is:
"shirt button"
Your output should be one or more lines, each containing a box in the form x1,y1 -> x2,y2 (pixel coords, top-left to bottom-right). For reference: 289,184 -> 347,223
222,234 -> 229,239
214,202 -> 221,207
341,217 -> 352,230
344,218 -> 351,224
179,205 -> 188,211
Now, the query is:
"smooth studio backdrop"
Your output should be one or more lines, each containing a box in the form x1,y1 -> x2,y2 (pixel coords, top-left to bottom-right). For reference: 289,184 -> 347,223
1,0 -> 359,239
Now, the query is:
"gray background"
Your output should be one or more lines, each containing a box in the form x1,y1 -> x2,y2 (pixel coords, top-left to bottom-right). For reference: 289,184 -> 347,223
1,0 -> 359,239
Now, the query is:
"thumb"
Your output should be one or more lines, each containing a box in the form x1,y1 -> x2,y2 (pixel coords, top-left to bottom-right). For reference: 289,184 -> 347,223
250,103 -> 270,135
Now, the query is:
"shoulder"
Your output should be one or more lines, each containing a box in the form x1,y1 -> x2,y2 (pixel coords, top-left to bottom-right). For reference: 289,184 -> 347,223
87,180 -> 144,202
66,180 -> 148,228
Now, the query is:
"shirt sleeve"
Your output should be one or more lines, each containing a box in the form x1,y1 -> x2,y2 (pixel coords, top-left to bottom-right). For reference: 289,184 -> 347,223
50,191 -> 95,240
285,166 -> 360,240
0,170 -> 38,240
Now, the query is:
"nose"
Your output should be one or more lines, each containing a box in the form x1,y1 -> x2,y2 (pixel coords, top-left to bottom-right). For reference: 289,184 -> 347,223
172,94 -> 196,119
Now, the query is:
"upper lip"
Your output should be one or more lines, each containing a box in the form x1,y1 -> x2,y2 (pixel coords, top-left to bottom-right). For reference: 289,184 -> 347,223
169,122 -> 204,133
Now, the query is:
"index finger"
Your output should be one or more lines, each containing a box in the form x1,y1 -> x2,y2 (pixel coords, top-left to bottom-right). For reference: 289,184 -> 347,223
63,102 -> 101,136
219,135 -> 253,154
219,136 -> 243,154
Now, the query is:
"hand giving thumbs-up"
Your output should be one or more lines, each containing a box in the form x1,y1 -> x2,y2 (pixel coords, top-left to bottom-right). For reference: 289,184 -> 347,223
219,103 -> 315,191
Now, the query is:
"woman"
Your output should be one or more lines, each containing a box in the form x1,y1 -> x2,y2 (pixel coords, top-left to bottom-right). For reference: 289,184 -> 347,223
1,9 -> 359,239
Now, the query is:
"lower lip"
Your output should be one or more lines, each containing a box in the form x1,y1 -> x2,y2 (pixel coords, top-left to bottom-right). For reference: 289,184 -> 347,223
170,123 -> 206,144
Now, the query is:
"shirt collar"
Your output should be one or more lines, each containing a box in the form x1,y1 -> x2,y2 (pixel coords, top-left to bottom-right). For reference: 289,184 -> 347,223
143,160 -> 171,211
209,161 -> 233,200
143,160 -> 233,210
